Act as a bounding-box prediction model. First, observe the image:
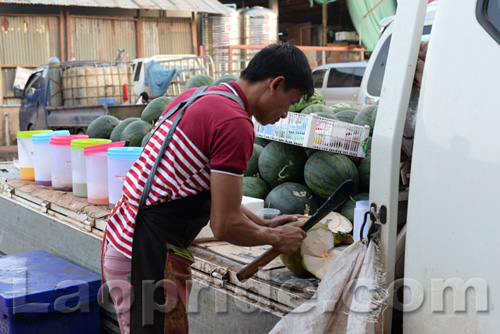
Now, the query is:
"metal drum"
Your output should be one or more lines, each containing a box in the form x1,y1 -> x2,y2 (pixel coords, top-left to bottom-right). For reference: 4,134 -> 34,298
203,8 -> 241,77
240,6 -> 279,59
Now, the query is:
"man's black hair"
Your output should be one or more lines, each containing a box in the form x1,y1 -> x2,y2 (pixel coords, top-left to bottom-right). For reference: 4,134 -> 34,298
240,42 -> 314,99
140,92 -> 149,102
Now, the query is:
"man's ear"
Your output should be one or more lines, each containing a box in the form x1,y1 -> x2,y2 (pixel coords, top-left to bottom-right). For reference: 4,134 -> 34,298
270,76 -> 285,95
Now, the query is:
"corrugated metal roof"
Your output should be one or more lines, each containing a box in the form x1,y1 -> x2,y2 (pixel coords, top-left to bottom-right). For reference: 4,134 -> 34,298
0,0 -> 232,14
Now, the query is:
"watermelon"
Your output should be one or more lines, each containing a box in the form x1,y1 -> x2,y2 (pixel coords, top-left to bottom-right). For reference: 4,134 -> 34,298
120,120 -> 154,147
340,192 -> 369,223
369,106 -> 378,130
353,105 -> 378,135
141,132 -> 151,147
330,103 -> 351,110
243,177 -> 271,200
330,106 -> 359,114
86,115 -> 120,139
289,89 -> 325,113
304,148 -> 318,158
141,96 -> 174,124
279,217 -> 313,277
357,154 -> 371,191
211,74 -> 239,86
334,110 -> 358,123
304,151 -> 359,200
265,182 -> 318,216
255,137 -> 269,147
184,74 -> 214,91
300,104 -> 334,115
244,144 -> 264,177
258,142 -> 308,188
315,112 -> 338,120
110,118 -> 140,142
300,223 -> 339,280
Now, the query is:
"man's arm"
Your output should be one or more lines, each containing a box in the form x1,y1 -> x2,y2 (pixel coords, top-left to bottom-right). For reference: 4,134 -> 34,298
240,204 -> 307,228
209,172 -> 306,255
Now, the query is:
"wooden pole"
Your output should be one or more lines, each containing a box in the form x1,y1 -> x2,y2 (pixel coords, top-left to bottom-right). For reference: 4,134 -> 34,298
66,9 -> 72,60
136,10 -> 143,59
322,4 -> 328,46
0,67 -> 4,105
59,7 -> 65,61
191,12 -> 198,55
269,0 -> 279,16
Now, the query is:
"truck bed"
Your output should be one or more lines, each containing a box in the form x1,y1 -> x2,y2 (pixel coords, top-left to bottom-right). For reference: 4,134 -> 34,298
0,161 -> 320,333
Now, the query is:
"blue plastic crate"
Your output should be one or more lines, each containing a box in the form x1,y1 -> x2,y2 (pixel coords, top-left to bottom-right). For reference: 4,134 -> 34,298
97,97 -> 115,105
0,251 -> 101,334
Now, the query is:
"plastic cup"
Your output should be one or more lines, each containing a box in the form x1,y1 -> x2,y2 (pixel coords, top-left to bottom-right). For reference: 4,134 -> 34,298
84,141 -> 126,205
70,139 -> 111,197
49,135 -> 88,191
32,130 -> 70,186
107,147 -> 143,208
16,130 -> 52,180
257,208 -> 281,220
353,200 -> 370,242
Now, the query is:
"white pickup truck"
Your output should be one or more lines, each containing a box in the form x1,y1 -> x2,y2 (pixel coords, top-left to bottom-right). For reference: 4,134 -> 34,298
1,0 -> 499,332
131,54 -> 215,101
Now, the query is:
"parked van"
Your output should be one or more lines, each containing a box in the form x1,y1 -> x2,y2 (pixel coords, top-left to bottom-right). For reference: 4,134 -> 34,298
312,62 -> 367,106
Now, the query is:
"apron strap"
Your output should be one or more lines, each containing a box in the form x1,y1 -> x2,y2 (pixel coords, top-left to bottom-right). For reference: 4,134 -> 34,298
138,86 -> 245,209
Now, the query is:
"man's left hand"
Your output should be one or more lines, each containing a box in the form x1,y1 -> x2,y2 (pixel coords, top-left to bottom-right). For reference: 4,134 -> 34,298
267,214 -> 309,228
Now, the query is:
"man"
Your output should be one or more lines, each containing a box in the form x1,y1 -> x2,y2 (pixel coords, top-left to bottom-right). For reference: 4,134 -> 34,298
102,42 -> 314,333
401,40 -> 429,184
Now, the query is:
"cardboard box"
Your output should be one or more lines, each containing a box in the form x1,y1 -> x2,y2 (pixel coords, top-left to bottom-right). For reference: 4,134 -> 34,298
0,251 -> 101,334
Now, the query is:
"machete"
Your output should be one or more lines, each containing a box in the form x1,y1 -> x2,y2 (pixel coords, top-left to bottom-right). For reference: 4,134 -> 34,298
236,179 -> 358,281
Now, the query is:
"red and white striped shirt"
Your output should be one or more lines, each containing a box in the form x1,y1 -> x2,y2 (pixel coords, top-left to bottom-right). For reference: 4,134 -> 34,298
106,83 -> 254,258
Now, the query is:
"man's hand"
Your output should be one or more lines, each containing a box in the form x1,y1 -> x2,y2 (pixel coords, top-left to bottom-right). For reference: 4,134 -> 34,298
414,41 -> 429,91
271,220 -> 307,255
267,214 -> 308,228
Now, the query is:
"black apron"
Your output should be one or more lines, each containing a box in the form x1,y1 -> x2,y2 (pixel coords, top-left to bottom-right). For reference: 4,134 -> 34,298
129,85 -> 245,333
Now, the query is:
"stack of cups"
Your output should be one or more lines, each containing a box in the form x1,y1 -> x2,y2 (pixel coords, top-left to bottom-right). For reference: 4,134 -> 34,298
32,130 -> 70,186
107,147 -> 143,209
70,139 -> 112,198
84,141 -> 126,205
49,135 -> 88,191
16,130 -> 52,180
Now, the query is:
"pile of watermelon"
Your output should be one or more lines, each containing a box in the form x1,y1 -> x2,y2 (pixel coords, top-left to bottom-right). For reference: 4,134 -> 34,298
242,136 -> 372,222
86,94 -> 174,147
243,99 -> 377,250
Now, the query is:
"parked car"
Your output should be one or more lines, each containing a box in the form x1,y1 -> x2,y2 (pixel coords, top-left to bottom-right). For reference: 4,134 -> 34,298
312,62 -> 367,106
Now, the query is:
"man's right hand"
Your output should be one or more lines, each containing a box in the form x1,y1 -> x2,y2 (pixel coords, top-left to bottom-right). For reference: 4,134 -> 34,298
271,220 -> 307,255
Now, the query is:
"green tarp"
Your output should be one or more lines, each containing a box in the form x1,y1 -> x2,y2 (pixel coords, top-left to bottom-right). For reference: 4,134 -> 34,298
345,0 -> 397,52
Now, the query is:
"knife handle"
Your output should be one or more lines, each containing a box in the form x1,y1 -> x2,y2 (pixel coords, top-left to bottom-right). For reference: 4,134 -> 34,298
236,247 -> 281,281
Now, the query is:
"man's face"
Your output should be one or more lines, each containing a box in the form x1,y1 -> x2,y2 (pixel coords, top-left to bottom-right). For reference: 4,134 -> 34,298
253,81 -> 303,126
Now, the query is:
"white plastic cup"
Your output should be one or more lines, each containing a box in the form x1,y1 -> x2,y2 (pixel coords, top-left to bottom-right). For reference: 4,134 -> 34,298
84,141 -> 126,206
16,130 -> 52,180
107,147 -> 143,208
49,135 -> 88,191
353,200 -> 370,242
257,208 -> 281,220
32,130 -> 70,186
70,139 -> 111,198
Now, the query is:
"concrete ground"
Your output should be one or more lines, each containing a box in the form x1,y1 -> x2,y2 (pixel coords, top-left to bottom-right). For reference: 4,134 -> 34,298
0,145 -> 17,161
